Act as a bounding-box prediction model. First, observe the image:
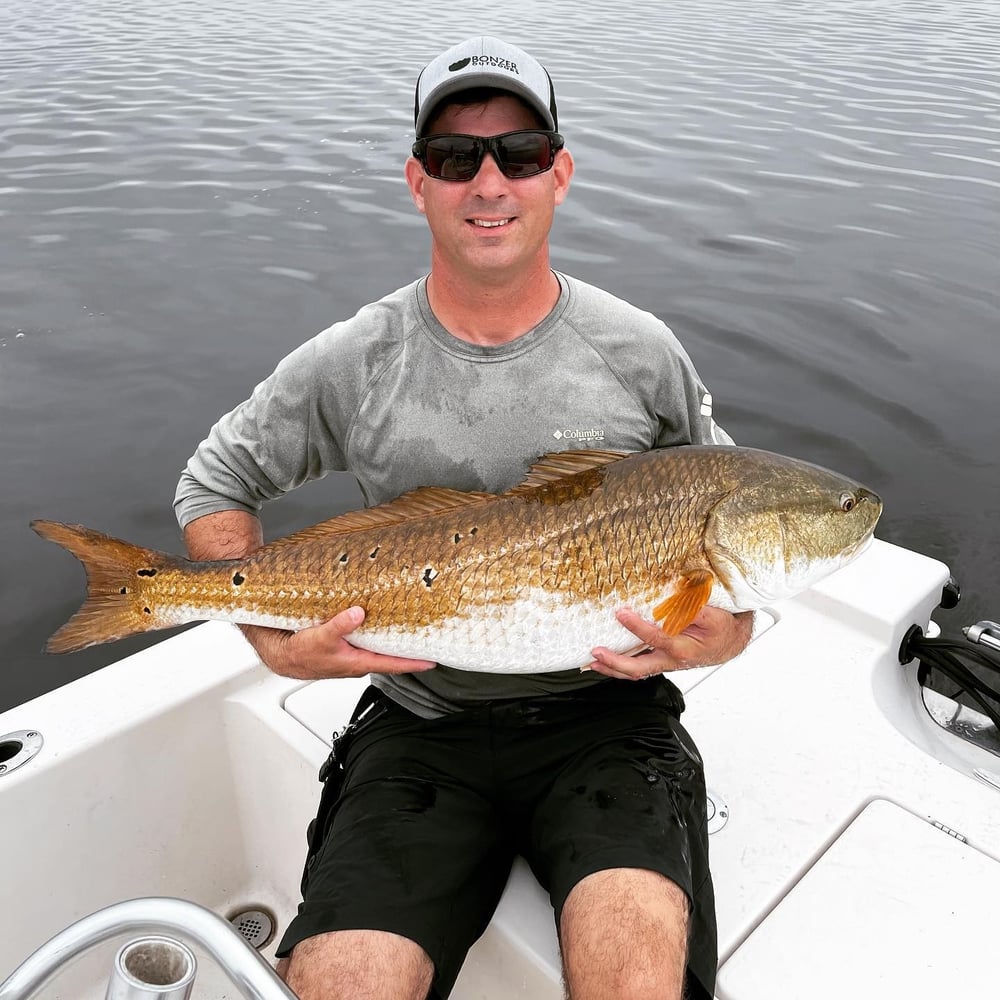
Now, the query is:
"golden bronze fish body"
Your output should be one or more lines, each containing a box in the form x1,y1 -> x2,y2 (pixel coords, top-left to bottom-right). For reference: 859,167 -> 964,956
31,446 -> 882,669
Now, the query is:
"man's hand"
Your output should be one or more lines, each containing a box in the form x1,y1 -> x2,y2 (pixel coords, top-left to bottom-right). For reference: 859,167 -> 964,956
241,607 -> 436,680
585,606 -> 754,681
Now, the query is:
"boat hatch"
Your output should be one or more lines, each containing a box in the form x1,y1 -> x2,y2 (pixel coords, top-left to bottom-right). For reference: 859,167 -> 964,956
716,799 -> 1000,999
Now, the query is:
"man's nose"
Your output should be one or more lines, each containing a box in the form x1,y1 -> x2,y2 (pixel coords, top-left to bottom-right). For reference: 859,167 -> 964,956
469,150 -> 510,196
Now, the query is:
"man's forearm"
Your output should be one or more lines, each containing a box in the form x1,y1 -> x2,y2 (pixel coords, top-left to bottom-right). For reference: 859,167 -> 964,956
182,509 -> 289,667
183,509 -> 264,561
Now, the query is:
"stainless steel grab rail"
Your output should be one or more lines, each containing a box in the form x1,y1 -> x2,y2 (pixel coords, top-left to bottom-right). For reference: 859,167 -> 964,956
0,897 -> 296,1000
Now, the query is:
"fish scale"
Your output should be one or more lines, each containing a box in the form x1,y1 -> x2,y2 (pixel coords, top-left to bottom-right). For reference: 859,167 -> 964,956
31,446 -> 882,670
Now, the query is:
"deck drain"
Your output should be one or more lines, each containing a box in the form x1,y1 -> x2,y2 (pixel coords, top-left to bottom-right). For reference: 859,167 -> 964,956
230,908 -> 275,950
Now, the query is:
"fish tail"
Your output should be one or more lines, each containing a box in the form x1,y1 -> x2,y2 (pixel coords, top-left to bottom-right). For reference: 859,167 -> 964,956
31,519 -> 185,653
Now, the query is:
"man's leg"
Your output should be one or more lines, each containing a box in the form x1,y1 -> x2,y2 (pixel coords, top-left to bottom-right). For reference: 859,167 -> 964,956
559,868 -> 689,1000
278,930 -> 433,1000
275,698 -> 514,1000
512,680 -> 716,999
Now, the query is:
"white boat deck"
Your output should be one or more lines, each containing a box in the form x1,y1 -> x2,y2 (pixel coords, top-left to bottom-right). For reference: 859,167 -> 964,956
2,538 -> 999,998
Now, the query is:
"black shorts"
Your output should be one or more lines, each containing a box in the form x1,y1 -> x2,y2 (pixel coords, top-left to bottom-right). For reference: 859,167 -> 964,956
276,678 -> 717,999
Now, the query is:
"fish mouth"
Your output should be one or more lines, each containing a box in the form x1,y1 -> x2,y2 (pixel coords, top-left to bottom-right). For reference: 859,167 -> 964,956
845,490 -> 883,557
844,527 -> 876,561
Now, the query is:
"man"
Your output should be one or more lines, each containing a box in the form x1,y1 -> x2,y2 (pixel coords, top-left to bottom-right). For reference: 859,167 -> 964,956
175,36 -> 752,1000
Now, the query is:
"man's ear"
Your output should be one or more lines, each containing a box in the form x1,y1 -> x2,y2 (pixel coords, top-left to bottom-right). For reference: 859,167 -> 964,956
405,157 -> 428,214
552,148 -> 574,207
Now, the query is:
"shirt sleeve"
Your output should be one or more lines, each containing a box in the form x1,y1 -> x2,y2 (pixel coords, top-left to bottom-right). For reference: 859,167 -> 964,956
173,338 -> 347,529
648,323 -> 735,449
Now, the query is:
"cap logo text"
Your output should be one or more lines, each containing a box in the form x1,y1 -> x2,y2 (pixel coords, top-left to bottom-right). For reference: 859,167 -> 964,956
450,55 -> 520,75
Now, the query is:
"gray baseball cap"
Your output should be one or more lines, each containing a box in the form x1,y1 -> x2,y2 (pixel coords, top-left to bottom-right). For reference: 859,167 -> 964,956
414,36 -> 558,138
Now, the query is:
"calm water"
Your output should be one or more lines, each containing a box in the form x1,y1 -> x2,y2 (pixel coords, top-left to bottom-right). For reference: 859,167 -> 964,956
2,0 -> 998,712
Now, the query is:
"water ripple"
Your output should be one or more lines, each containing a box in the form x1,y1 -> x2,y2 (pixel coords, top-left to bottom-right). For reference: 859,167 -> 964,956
2,0 -> 999,705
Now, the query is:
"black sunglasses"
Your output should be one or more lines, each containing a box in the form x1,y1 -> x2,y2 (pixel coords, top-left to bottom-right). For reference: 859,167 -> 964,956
412,129 -> 565,182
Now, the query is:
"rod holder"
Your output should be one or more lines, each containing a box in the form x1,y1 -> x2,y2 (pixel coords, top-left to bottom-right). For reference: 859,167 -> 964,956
106,936 -> 196,1000
0,897 -> 295,1000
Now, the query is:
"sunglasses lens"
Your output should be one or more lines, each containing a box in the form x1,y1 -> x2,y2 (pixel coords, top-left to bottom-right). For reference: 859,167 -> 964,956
422,137 -> 483,180
494,132 -> 554,177
417,132 -> 562,181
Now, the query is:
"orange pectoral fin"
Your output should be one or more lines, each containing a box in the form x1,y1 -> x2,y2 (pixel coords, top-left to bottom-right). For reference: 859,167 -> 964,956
652,569 -> 715,636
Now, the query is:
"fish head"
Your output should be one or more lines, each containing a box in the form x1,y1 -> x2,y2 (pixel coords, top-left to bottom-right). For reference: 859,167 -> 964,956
704,452 -> 883,607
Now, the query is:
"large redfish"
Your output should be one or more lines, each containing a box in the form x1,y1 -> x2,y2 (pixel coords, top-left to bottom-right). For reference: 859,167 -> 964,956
31,446 -> 881,670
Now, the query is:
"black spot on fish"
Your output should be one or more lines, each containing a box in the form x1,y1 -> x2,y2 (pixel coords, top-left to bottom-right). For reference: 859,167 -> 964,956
232,572 -> 245,586
422,567 -> 438,588
594,790 -> 616,810
369,546 -> 380,559
136,568 -> 156,577
119,587 -> 127,595
453,533 -> 461,543
469,526 -> 478,535
572,785 -> 587,796
143,607 -> 151,615
339,553 -> 348,563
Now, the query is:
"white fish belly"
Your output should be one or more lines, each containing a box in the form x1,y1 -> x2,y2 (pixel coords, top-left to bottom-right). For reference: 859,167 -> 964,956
159,602 -> 318,634
348,589 -> 652,674
160,580 -> 753,673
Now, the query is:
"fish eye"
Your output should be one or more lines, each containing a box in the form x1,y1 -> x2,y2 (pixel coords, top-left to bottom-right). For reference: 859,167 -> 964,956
840,493 -> 856,512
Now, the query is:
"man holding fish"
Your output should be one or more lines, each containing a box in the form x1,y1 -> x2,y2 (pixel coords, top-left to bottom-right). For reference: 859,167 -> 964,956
32,30 -> 880,1000
31,29 -> 881,1000
167,37 -> 785,1000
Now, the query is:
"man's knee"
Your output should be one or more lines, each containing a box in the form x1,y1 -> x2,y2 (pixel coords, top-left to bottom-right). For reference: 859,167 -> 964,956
560,868 -> 690,1000
281,929 -> 434,1000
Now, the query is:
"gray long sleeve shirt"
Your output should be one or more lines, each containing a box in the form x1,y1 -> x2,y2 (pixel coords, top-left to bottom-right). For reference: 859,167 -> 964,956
175,272 -> 732,716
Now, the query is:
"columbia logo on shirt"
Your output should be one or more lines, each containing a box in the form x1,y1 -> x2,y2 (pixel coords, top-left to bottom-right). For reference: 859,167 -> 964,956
553,427 -> 605,442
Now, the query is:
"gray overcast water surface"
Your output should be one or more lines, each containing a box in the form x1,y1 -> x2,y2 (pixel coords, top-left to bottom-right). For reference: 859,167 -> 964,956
2,0 -> 998,710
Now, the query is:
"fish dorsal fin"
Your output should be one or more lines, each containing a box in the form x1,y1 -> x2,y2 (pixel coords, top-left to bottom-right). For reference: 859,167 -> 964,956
503,449 -> 631,498
264,486 -> 495,548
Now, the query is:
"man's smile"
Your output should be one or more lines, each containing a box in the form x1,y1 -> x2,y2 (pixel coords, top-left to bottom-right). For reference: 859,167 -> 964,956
469,217 -> 515,229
